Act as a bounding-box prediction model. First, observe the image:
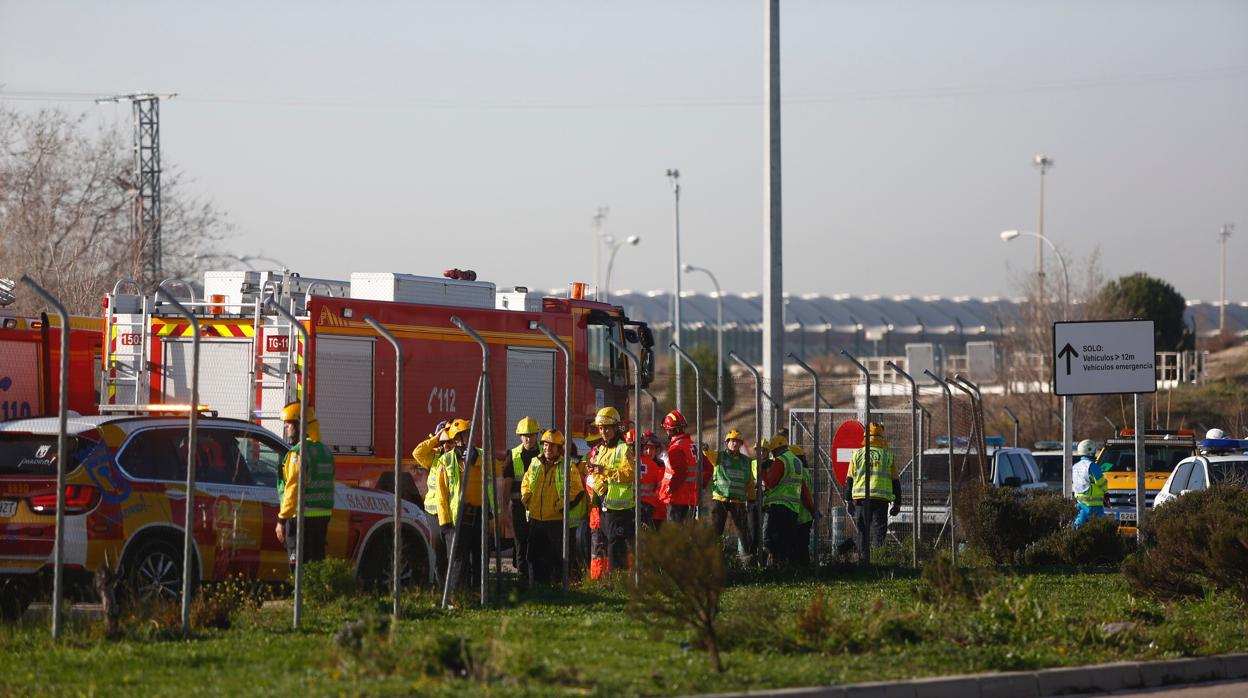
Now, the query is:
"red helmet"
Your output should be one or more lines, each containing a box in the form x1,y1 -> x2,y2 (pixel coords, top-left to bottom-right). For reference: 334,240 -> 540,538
662,410 -> 687,430
641,430 -> 662,447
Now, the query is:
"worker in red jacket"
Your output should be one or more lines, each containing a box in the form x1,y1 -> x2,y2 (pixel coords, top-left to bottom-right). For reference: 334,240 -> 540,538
638,430 -> 668,529
659,410 -> 709,522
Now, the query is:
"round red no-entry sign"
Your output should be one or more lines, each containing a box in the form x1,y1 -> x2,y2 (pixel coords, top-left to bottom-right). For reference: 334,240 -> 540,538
832,419 -> 864,488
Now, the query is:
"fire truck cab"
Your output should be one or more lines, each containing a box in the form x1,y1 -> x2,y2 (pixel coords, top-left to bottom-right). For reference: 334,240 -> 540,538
100,270 -> 654,486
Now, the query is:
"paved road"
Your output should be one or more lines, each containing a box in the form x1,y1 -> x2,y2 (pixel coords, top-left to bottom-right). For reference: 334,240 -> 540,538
1075,679 -> 1248,697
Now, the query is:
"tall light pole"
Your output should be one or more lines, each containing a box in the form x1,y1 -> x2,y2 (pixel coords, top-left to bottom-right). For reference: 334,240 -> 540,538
1220,223 -> 1235,335
604,235 -> 641,302
593,207 -> 609,295
683,263 -> 724,414
1000,230 -> 1070,318
763,0 -> 785,427
667,168 -> 684,412
1033,154 -> 1055,293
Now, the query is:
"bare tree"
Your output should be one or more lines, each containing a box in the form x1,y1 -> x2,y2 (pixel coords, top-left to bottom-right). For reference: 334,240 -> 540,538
0,107 -> 230,314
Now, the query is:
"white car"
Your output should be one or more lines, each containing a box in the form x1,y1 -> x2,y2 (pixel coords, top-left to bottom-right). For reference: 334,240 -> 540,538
1155,444 -> 1248,507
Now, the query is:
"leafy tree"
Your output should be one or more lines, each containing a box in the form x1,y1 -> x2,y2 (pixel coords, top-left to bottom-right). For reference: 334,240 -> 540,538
1097,273 -> 1192,350
663,343 -> 735,431
0,107 -> 231,313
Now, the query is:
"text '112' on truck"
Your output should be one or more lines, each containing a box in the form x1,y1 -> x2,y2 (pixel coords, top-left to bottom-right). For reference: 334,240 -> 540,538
100,270 -> 654,486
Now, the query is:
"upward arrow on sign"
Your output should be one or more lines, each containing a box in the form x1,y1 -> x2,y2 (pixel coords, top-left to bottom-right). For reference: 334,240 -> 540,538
1058,343 -> 1079,375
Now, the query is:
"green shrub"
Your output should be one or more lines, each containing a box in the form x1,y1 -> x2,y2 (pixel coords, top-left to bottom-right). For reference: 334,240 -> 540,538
1123,485 -> 1248,603
302,559 -> 358,605
719,592 -> 792,653
626,521 -> 726,671
1025,516 -> 1127,566
959,486 -> 1076,564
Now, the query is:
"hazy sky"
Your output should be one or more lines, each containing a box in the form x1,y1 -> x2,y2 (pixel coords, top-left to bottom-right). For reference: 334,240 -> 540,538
3,1 -> 1245,302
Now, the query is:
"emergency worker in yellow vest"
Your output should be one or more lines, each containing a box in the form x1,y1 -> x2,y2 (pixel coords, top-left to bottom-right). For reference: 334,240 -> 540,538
504,416 -> 542,578
758,435 -> 816,565
588,407 -> 635,571
844,422 -> 901,550
275,402 -> 336,572
436,419 -> 501,590
711,430 -> 753,553
520,429 -> 585,584
775,427 -> 815,565
412,420 -> 453,580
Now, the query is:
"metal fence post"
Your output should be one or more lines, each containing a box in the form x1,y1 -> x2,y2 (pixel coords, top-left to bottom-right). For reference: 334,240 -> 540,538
641,388 -> 659,434
608,338 -> 643,586
787,353 -> 821,566
1003,406 -> 1020,447
533,322 -> 573,592
160,287 -> 201,635
950,378 -> 981,483
20,278 -> 69,640
886,360 -> 920,568
924,370 -> 956,565
450,316 -> 493,607
264,297 -> 308,627
364,317 -> 403,618
670,342 -> 704,519
840,350 -> 872,566
730,351 -> 765,562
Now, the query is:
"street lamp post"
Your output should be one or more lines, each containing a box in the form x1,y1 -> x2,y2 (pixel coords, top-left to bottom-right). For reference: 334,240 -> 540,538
1033,154 -> 1054,287
683,264 -> 724,420
1220,224 -> 1235,335
1000,230 -> 1070,318
667,169 -> 683,412
604,235 -> 640,301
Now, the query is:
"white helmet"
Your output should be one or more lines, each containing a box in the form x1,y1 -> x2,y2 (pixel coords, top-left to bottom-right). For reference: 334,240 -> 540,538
1075,439 -> 1096,456
1206,428 -> 1226,440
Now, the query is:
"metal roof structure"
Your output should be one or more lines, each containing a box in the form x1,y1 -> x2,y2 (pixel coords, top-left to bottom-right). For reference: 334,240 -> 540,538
568,291 -> 1248,339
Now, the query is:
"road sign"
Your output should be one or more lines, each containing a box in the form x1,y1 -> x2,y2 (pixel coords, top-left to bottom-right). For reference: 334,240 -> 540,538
1052,320 -> 1157,396
831,419 -> 864,487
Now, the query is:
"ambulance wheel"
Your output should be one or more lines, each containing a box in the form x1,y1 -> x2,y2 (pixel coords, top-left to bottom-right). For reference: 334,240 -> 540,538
122,537 -> 197,604
360,528 -> 429,590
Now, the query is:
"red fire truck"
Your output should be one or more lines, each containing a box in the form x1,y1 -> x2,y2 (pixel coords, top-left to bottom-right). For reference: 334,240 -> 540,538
0,310 -> 103,422
100,270 -> 655,485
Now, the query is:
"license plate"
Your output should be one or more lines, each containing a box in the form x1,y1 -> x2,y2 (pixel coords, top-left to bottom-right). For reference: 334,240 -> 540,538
1118,511 -> 1136,522
0,500 -> 17,517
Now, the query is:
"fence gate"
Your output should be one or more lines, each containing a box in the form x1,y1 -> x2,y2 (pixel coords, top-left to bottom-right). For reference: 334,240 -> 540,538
789,407 -> 923,560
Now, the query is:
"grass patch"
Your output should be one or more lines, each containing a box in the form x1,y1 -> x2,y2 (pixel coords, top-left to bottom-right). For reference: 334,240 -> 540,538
2,566 -> 1246,696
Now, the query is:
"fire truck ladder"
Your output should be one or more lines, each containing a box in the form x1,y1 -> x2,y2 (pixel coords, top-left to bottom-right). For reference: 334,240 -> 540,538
251,296 -> 298,426
100,292 -> 153,411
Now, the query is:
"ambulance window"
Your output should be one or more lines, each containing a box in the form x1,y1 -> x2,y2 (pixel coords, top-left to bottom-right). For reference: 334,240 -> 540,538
225,430 -> 285,489
118,429 -> 184,481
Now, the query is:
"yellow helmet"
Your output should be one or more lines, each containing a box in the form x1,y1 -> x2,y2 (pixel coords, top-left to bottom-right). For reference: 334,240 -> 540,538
869,422 -> 884,437
593,407 -> 621,426
516,416 -> 541,436
789,444 -> 806,457
725,429 -> 744,442
541,429 -> 565,447
769,434 -> 789,450
280,401 -> 317,424
446,419 -> 471,441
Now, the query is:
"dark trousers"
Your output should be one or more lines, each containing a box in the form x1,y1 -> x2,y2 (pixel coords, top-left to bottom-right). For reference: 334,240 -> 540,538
711,500 -> 751,552
764,505 -> 799,565
798,520 -> 812,564
853,499 -> 890,551
283,516 -> 330,571
604,508 -> 636,571
640,503 -> 660,530
526,520 -> 562,585
667,504 -> 692,523
443,506 -> 483,590
511,496 -> 529,576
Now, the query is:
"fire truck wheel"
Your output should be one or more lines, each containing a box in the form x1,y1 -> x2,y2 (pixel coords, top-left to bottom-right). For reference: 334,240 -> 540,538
359,528 -> 429,591
0,576 -> 35,621
122,537 -> 198,605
